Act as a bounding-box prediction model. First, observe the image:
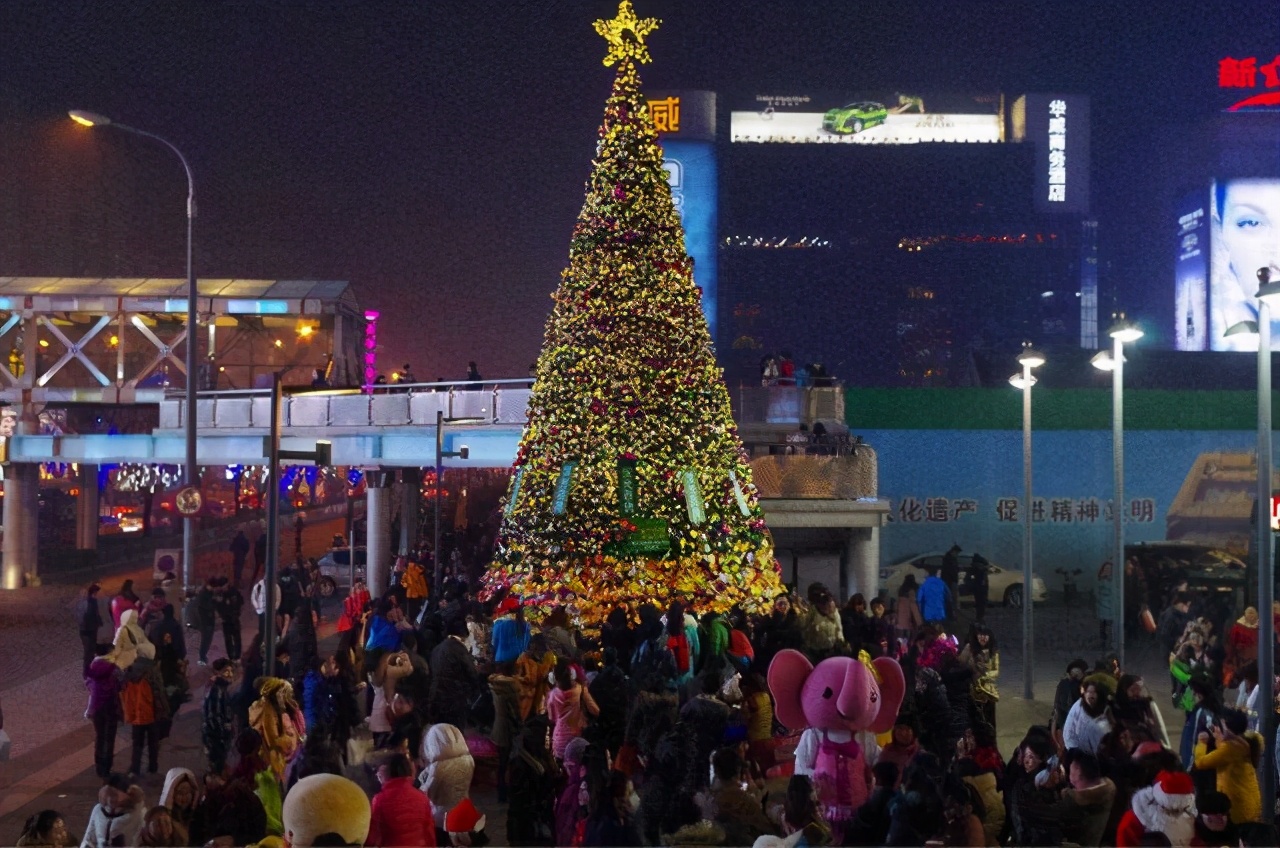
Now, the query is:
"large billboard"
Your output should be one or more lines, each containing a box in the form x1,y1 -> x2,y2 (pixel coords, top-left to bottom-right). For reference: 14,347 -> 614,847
1174,190 -> 1209,350
870,427 -> 1261,588
1209,178 -> 1280,351
648,91 -> 719,340
730,92 -> 1003,145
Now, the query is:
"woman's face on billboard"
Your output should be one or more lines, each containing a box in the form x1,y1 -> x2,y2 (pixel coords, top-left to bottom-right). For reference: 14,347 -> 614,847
1221,180 -> 1280,282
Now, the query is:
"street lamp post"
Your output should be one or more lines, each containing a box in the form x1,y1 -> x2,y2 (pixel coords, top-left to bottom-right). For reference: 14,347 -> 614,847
1092,313 -> 1143,672
1226,267 -> 1280,822
261,372 -> 331,678
1009,342 -> 1044,701
70,110 -> 199,592
433,409 -> 470,599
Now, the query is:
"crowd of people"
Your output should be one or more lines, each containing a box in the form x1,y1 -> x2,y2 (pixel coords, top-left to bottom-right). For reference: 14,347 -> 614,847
759,353 -> 836,388
18,551 -> 1280,847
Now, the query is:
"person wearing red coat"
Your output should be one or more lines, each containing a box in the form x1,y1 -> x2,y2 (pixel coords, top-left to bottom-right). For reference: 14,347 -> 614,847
367,752 -> 436,847
1224,607 -> 1259,686
1115,770 -> 1196,847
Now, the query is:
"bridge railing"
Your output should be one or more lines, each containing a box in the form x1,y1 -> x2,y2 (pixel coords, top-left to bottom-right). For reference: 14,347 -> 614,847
159,379 -> 534,430
157,381 -> 846,432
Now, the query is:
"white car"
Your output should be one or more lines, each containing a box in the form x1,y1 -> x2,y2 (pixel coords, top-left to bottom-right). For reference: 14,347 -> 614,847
879,551 -> 1048,608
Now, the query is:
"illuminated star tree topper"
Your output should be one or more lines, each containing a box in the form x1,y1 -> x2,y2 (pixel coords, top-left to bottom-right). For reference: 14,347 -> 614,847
593,0 -> 660,67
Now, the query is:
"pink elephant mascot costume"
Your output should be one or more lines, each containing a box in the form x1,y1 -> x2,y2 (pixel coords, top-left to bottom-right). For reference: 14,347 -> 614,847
768,649 -> 906,837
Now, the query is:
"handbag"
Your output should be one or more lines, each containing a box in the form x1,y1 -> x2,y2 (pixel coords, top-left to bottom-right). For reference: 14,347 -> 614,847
346,733 -> 373,766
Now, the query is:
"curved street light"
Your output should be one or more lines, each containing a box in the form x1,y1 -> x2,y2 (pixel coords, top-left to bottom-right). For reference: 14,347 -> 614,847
70,110 -> 199,592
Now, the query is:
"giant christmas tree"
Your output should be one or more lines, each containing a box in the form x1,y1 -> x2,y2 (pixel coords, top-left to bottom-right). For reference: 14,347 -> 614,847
485,1 -> 782,622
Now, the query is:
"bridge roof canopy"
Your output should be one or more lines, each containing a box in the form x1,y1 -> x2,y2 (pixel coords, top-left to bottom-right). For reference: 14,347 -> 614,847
0,277 -> 358,314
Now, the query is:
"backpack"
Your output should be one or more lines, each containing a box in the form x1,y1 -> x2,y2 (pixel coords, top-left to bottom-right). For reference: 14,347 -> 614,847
666,632 -> 691,675
632,637 -> 677,688
121,678 -> 155,725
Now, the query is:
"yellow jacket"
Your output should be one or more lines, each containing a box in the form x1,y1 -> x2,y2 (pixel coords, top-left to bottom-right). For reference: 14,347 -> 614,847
514,650 -> 556,721
402,562 -> 428,600
1194,735 -> 1262,823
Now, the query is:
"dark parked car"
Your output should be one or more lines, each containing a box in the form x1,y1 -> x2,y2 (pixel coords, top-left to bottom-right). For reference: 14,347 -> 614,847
1125,541 -> 1249,612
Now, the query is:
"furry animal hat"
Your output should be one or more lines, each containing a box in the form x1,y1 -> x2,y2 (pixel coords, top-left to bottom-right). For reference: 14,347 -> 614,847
281,774 -> 370,848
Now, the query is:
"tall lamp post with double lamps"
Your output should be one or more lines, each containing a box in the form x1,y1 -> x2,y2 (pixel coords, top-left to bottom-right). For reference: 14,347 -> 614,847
1009,342 -> 1044,700
1225,267 -> 1280,822
1090,312 -> 1143,672
69,110 -> 200,592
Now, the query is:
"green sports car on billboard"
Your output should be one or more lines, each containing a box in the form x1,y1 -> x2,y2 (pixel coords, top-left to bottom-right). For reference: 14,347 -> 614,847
822,101 -> 889,134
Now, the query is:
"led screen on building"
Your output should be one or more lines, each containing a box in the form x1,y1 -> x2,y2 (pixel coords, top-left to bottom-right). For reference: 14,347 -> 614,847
1174,190 -> 1209,351
1209,178 -> 1280,350
649,91 -> 719,340
730,92 -> 1003,145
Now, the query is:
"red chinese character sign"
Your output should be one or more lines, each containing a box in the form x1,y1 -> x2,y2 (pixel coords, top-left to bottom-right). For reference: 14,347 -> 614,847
483,1 -> 781,624
1218,54 -> 1280,110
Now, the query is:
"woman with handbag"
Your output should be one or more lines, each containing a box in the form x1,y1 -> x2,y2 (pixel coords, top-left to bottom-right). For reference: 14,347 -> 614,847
547,658 -> 599,761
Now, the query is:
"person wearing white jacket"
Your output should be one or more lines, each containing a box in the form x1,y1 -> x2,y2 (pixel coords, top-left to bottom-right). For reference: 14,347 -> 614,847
1062,681 -> 1112,755
419,723 -> 475,832
80,774 -> 145,848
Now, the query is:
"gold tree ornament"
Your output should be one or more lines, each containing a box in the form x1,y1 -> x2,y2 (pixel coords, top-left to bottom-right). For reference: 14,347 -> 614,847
594,0 -> 660,66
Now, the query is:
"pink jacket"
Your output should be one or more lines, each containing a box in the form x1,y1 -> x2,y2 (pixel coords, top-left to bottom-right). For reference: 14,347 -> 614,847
546,684 -> 598,759
111,595 -> 139,630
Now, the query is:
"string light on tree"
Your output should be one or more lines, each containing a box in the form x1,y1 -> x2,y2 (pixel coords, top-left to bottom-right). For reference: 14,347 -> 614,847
484,0 -> 781,623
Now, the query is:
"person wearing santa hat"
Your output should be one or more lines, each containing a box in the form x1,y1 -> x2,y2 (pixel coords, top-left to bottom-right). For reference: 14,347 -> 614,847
1116,769 -> 1197,847
444,797 -> 489,847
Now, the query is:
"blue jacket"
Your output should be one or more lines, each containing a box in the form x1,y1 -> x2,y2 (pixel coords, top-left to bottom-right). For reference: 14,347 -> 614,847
491,616 -> 531,664
917,576 -> 951,621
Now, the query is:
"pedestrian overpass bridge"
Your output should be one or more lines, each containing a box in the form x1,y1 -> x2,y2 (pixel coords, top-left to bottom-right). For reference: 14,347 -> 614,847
2,381 -> 851,470
2,381 -> 887,599
5,382 -> 531,467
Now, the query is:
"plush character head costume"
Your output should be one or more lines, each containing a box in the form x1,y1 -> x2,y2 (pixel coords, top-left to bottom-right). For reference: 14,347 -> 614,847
282,774 -> 370,848
768,649 -> 905,737
768,649 -> 906,832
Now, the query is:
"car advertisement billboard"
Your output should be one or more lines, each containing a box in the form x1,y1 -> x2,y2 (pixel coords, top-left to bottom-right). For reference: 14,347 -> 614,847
1174,189 -> 1210,351
730,92 -> 1003,145
648,91 -> 719,339
1209,178 -> 1280,350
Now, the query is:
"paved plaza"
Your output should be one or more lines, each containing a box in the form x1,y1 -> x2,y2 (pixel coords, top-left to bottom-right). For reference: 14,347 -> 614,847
0,541 -> 1176,846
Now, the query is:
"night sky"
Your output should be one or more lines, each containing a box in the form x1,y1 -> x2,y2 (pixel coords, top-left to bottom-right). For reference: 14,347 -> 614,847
1,1 -> 1275,382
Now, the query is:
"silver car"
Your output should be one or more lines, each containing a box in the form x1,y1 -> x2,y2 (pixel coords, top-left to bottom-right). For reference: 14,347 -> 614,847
315,546 -> 367,598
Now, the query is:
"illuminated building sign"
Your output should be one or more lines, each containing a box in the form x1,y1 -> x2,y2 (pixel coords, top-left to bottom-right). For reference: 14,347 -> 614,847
649,96 -> 680,133
1016,93 -> 1090,215
1219,55 -> 1280,109
363,311 -> 379,388
1047,99 -> 1067,202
